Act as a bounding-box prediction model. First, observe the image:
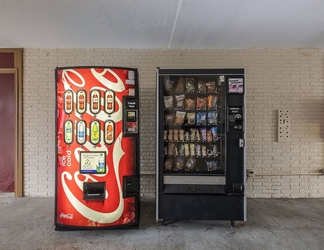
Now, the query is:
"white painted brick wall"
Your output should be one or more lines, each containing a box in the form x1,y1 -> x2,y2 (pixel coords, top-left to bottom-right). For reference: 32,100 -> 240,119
23,48 -> 324,197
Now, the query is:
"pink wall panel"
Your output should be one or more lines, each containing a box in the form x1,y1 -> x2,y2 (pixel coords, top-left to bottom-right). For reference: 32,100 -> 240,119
0,73 -> 14,192
0,53 -> 14,68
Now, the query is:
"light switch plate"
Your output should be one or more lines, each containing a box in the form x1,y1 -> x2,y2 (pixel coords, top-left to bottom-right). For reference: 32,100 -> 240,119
278,109 -> 290,142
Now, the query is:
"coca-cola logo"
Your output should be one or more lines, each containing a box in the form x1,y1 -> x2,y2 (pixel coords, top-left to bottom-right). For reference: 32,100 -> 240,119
60,213 -> 74,219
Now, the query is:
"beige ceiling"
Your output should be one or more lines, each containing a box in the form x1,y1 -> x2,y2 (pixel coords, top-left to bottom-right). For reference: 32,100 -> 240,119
1,0 -> 324,49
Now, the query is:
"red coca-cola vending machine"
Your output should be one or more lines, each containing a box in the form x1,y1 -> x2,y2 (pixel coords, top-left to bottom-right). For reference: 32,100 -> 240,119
55,67 -> 140,230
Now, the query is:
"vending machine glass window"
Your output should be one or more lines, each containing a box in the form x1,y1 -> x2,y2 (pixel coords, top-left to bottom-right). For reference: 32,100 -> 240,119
161,75 -> 226,175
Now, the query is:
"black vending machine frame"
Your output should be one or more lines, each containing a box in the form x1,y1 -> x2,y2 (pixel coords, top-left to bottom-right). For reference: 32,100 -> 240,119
156,68 -> 246,227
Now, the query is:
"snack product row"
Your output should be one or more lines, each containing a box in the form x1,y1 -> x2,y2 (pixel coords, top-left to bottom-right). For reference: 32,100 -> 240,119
165,111 -> 218,126
164,127 -> 218,142
164,94 -> 218,110
164,157 -> 219,172
164,77 -> 217,94
164,142 -> 219,158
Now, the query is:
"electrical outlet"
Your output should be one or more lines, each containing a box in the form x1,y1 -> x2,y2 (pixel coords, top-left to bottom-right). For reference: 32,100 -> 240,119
246,169 -> 255,177
278,109 -> 290,142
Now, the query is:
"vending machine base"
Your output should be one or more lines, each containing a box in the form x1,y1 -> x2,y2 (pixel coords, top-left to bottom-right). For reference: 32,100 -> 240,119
55,198 -> 140,230
157,194 -> 245,227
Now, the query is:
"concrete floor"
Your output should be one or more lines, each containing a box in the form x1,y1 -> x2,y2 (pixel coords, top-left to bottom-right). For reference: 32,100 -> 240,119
0,197 -> 324,250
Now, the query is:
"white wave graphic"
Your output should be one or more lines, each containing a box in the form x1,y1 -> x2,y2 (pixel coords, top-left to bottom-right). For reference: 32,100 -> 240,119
90,68 -> 125,92
61,132 -> 125,224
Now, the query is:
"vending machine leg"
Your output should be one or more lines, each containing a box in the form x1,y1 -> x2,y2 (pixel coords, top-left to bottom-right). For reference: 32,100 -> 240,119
231,220 -> 235,228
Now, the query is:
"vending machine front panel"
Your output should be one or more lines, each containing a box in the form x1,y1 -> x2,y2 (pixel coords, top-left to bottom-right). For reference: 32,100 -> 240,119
55,67 -> 140,230
156,68 -> 246,226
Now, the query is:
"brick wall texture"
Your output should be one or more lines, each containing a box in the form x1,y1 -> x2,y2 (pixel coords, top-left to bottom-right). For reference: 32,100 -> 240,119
23,48 -> 324,198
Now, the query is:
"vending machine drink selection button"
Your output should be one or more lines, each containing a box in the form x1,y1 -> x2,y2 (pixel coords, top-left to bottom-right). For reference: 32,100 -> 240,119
79,94 -> 85,109
64,90 -> 73,114
64,120 -> 73,144
76,120 -> 86,145
93,94 -> 99,109
90,90 -> 101,114
105,90 -> 115,114
90,120 -> 100,144
76,90 -> 87,114
104,120 -> 114,144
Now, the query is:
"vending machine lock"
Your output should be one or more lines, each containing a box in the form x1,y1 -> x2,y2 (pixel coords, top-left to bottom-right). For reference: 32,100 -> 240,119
239,139 -> 245,148
233,184 -> 245,194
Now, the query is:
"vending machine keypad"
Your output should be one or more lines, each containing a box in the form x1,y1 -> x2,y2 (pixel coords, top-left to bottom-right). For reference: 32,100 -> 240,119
228,107 -> 244,132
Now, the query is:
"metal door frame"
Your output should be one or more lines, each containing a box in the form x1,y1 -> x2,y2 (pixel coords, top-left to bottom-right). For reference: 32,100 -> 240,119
0,48 -> 23,197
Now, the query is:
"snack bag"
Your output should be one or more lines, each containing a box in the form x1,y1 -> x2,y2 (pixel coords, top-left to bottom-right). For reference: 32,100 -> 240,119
211,127 -> 218,141
198,80 -> 206,93
164,95 -> 173,109
197,112 -> 207,125
165,114 -> 174,125
175,158 -> 184,170
208,111 -> 218,125
164,79 -> 174,92
196,96 -> 207,110
206,82 -> 217,93
207,95 -> 218,109
185,98 -> 195,110
174,77 -> 185,93
185,78 -> 195,93
187,112 -> 195,125
175,94 -> 185,109
186,158 -> 196,170
174,111 -> 186,125
200,127 -> 207,142
164,158 -> 173,170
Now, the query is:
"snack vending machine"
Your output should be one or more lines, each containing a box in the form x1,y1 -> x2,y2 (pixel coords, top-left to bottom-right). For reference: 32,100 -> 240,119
55,67 -> 140,230
156,68 -> 246,227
